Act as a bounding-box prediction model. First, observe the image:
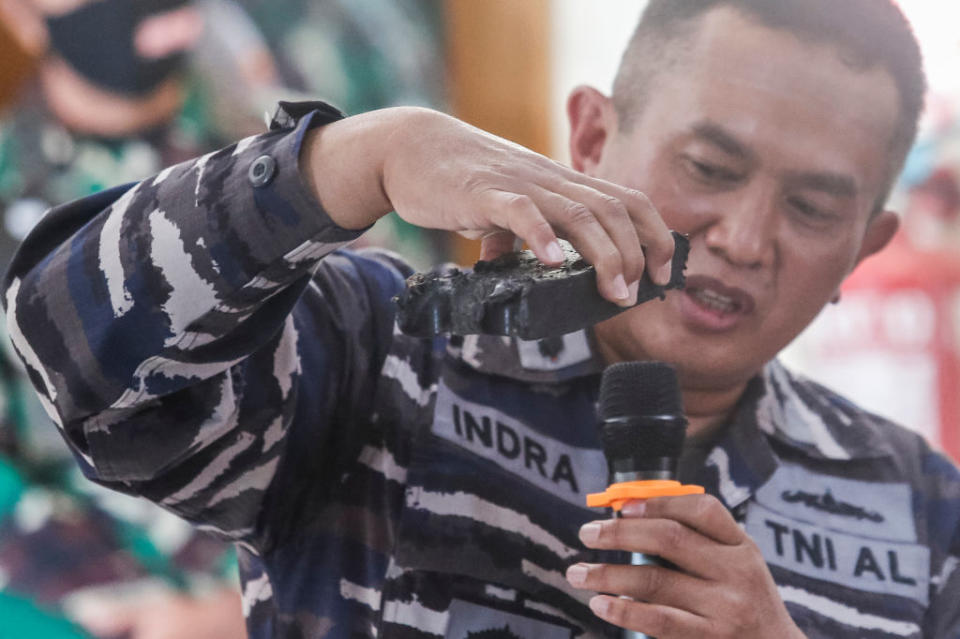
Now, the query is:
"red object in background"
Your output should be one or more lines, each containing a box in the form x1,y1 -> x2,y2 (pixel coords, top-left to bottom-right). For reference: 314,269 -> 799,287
802,233 -> 960,463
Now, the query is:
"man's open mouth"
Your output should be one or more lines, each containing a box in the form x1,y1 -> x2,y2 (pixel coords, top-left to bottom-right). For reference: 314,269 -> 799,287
683,276 -> 756,316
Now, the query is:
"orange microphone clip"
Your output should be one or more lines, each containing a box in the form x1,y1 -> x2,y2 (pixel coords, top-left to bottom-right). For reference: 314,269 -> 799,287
587,479 -> 703,511
591,361 -> 703,512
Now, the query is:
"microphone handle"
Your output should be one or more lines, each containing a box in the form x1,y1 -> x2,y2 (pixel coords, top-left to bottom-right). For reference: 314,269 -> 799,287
624,551 -> 667,639
616,504 -> 666,639
607,472 -> 677,639
588,478 -> 703,639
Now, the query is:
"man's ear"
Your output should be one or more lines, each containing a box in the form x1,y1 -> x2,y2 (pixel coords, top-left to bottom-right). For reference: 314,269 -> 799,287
853,210 -> 899,268
567,85 -> 616,175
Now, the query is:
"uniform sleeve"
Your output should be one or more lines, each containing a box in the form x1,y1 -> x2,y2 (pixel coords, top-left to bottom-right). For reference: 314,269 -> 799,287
927,531 -> 960,638
922,448 -> 960,638
2,106 -> 407,547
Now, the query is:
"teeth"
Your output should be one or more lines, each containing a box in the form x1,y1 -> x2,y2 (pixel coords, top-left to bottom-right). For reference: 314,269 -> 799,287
691,288 -> 737,313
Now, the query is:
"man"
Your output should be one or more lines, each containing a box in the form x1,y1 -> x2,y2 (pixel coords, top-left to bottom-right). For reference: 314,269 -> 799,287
4,1 -> 959,638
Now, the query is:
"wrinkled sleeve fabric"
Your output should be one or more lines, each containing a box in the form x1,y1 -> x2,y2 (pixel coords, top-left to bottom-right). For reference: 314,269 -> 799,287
929,538 -> 960,638
924,447 -> 960,638
2,107 -> 407,548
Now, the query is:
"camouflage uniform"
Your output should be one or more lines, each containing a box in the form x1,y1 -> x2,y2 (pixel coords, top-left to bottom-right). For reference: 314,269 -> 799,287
0,339 -> 236,630
4,103 -> 959,639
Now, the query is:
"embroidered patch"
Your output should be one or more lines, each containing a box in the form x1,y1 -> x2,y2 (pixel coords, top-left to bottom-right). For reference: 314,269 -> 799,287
516,332 -> 591,371
754,463 -> 916,541
780,488 -> 884,523
432,382 -> 607,507
444,599 -> 572,639
746,503 -> 930,605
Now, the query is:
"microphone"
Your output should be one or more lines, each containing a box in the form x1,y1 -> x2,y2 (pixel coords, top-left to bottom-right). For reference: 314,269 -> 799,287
587,361 -> 704,639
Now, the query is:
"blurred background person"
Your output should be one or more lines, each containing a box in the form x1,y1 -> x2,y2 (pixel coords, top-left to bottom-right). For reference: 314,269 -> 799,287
0,0 -> 279,636
0,1 -> 450,635
0,0 -> 451,276
0,0 -> 287,274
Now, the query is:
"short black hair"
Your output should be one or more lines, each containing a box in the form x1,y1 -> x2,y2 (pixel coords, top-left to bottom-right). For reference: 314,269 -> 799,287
612,0 -> 926,208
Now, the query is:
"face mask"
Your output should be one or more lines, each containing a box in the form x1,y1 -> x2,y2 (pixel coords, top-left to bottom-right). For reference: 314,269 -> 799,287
45,0 -> 191,97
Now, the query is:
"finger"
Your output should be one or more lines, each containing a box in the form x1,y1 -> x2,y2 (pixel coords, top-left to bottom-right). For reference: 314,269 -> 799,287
578,178 -> 675,285
483,191 -> 565,266
588,594 -> 711,638
549,181 -> 645,286
524,186 -> 633,306
479,231 -> 520,261
578,517 -> 728,578
567,562 -> 713,614
641,494 -> 746,546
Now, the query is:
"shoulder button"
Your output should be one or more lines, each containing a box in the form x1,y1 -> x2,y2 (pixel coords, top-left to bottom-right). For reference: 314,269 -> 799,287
248,155 -> 277,187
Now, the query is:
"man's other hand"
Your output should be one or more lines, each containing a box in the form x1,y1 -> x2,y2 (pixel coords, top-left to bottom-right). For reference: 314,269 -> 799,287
567,494 -> 806,638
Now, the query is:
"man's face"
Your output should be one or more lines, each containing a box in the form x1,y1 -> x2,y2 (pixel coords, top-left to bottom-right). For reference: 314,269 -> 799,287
581,8 -> 901,392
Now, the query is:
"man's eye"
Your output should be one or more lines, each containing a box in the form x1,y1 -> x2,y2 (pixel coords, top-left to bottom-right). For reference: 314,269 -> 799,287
786,196 -> 836,224
684,158 -> 741,183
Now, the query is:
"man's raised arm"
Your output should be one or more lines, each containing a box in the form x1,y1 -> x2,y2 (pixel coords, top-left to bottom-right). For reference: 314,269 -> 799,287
2,103 -> 672,544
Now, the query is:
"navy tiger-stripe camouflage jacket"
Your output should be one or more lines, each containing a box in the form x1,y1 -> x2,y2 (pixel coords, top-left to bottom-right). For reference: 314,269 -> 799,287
4,104 -> 960,639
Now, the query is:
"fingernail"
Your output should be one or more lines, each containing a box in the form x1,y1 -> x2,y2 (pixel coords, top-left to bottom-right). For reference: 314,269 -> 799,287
655,262 -> 673,286
546,241 -> 564,264
589,595 -> 611,617
626,280 -> 638,305
566,563 -> 589,586
621,500 -> 646,517
579,521 -> 602,544
612,274 -> 630,302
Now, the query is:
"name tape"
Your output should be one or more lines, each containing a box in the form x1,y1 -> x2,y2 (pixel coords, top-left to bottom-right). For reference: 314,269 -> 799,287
746,503 -> 930,605
433,382 -> 607,508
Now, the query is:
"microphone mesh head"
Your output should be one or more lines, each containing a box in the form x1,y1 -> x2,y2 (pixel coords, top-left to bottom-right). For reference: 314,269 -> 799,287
599,361 -> 681,419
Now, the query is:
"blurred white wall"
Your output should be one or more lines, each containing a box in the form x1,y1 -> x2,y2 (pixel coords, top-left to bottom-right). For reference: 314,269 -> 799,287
898,1 -> 960,98
548,1 -> 646,162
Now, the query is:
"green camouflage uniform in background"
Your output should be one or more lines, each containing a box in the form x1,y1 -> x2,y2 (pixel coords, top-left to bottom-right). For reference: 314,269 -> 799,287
236,0 -> 450,269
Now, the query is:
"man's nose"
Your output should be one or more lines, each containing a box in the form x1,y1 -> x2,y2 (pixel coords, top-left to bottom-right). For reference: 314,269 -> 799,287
704,185 -> 778,269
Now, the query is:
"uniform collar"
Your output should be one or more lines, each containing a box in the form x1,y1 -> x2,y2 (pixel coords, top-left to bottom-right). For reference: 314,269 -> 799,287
751,360 -> 898,461
696,359 -> 899,510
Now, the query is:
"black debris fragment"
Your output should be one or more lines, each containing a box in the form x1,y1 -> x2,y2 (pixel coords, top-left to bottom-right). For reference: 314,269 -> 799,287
395,231 -> 689,339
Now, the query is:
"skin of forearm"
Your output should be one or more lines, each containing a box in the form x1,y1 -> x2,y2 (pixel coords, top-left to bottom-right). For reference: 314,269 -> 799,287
299,107 -> 429,230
